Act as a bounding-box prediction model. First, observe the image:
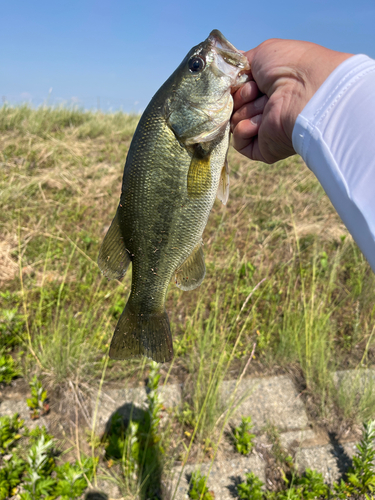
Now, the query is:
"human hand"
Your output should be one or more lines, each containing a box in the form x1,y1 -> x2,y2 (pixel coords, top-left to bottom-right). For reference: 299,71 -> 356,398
231,39 -> 352,163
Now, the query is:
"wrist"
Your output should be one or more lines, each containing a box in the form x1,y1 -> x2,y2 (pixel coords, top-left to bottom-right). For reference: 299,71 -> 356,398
284,48 -> 353,141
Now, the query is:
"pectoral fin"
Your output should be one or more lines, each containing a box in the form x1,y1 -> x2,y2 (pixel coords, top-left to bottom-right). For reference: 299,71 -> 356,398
184,120 -> 228,145
216,157 -> 230,205
174,242 -> 205,291
98,207 -> 131,280
187,144 -> 212,199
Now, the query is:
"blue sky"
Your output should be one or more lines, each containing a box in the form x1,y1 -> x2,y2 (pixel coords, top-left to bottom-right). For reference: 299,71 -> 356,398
2,0 -> 375,112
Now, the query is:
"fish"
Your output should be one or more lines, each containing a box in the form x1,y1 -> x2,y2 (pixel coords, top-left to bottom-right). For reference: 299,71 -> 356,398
98,29 -> 250,363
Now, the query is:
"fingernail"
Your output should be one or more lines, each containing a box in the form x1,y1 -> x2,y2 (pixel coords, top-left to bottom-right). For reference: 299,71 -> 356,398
240,84 -> 249,100
251,114 -> 262,125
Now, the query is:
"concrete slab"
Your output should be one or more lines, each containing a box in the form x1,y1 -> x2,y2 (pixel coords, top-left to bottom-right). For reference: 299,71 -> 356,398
279,429 -> 318,449
92,384 -> 182,434
333,369 -> 375,400
170,453 -> 265,500
295,442 -> 357,484
86,478 -> 122,500
221,376 -> 309,432
0,399 -> 49,430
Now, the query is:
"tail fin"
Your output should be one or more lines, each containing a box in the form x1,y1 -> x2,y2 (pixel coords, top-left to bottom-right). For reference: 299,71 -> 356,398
109,303 -> 173,363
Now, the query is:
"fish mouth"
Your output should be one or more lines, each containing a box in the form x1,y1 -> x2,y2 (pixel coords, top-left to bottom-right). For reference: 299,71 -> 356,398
208,29 -> 250,88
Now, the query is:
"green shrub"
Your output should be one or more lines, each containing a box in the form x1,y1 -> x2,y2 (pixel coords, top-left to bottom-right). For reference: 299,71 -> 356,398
233,416 -> 255,455
0,408 -> 97,500
26,375 -> 49,418
237,472 -> 263,499
337,419 -> 375,497
20,434 -> 56,499
54,456 -> 97,499
0,455 -> 25,500
0,349 -> 19,383
0,413 -> 24,454
188,472 -> 214,500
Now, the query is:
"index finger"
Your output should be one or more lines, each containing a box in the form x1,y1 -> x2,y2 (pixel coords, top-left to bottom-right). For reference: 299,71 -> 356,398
232,80 -> 260,112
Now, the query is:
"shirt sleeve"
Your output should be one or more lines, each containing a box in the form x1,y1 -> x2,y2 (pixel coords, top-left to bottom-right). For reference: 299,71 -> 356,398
292,54 -> 375,272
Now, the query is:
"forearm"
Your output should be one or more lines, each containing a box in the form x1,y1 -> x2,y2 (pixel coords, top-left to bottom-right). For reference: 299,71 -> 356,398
292,54 -> 375,272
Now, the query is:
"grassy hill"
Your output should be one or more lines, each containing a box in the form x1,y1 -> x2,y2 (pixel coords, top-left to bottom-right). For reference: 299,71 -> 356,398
1,105 -> 375,498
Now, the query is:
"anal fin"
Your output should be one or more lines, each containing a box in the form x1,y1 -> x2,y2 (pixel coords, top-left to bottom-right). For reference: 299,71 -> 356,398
216,157 -> 230,205
98,206 -> 131,280
174,242 -> 205,291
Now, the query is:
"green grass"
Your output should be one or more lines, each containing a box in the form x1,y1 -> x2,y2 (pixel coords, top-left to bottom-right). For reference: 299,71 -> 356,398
1,105 -> 375,497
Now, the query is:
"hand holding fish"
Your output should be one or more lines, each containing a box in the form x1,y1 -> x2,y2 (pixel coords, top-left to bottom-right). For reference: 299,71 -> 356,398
231,39 -> 352,164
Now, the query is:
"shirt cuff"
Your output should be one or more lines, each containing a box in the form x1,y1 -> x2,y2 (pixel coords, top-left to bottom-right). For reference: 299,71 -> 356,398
292,54 -> 375,272
292,54 -> 375,158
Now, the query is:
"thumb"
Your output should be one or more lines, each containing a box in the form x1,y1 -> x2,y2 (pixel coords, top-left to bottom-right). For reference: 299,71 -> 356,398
242,47 -> 256,66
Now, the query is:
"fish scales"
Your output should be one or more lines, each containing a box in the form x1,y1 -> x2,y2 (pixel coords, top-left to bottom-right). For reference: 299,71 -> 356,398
98,30 -> 250,362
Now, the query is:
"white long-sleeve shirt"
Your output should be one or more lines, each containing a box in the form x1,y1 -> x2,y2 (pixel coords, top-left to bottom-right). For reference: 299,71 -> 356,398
292,54 -> 375,273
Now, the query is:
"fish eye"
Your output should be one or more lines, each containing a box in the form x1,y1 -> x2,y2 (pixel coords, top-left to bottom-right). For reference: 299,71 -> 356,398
189,56 -> 205,73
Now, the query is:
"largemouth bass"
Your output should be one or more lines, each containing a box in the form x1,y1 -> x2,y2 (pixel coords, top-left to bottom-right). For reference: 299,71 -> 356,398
98,30 -> 250,362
